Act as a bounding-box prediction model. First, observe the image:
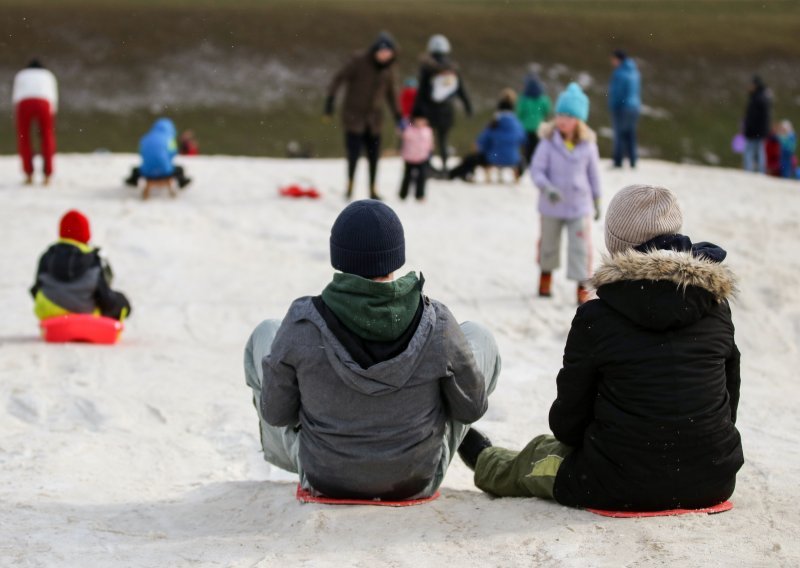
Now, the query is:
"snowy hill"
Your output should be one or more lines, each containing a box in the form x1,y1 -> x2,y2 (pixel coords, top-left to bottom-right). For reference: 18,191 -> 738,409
1,154 -> 799,567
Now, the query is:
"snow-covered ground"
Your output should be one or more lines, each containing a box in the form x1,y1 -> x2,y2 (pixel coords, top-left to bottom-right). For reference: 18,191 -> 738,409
1,154 -> 799,567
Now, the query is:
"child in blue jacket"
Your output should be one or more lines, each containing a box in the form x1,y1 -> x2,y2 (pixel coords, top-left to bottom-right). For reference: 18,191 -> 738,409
125,118 -> 192,187
448,90 -> 526,181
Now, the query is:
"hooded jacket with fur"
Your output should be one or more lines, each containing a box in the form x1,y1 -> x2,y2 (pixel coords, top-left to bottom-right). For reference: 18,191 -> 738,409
261,295 -> 487,500
550,246 -> 743,510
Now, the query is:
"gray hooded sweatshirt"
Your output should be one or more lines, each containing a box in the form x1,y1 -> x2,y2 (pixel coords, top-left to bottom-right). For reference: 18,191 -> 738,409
261,295 -> 487,499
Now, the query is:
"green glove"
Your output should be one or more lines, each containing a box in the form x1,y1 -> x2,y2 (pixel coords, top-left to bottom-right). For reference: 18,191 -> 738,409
546,186 -> 562,204
593,198 -> 602,221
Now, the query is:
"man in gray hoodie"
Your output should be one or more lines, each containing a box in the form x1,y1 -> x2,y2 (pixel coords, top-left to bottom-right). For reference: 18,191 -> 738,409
244,200 -> 500,500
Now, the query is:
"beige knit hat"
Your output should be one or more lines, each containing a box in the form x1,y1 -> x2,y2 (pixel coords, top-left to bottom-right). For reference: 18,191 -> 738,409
605,184 -> 683,255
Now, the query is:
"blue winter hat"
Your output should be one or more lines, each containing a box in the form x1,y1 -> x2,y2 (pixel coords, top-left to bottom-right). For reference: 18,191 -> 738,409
555,82 -> 590,122
330,200 -> 405,279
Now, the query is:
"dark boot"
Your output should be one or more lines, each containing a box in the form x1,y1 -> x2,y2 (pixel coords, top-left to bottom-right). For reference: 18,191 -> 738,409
369,185 -> 382,200
124,167 -> 140,187
458,427 -> 493,471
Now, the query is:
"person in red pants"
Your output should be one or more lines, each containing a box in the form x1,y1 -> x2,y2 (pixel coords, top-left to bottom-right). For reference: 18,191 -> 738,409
13,59 -> 58,185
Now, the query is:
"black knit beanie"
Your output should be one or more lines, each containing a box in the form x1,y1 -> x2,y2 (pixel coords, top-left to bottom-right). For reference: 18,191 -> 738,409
330,200 -> 405,279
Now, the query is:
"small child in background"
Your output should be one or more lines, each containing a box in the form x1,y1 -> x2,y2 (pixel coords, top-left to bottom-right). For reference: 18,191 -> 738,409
399,77 -> 419,122
31,210 -> 131,321
517,67 -> 552,162
179,129 -> 199,155
125,118 -> 192,188
399,109 -> 434,201
776,120 -> 797,179
448,89 -> 526,181
530,82 -> 601,305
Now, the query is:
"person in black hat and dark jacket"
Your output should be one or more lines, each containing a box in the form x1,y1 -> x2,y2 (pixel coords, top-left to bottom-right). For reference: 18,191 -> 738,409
466,184 -> 743,512
743,75 -> 772,173
325,32 -> 402,200
244,200 -> 501,500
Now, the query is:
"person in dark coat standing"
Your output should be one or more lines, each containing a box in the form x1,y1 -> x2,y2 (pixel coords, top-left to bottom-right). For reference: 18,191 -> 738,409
462,184 -> 743,512
742,75 -> 772,173
325,32 -> 401,200
412,34 -> 472,171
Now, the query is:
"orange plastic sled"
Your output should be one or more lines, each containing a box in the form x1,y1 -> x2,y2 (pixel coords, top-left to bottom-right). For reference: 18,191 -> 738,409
587,500 -> 733,518
40,314 -> 124,345
296,484 -> 440,507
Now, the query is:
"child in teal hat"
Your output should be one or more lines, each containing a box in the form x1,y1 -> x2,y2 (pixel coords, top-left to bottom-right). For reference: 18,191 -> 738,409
555,82 -> 590,122
529,81 -> 601,305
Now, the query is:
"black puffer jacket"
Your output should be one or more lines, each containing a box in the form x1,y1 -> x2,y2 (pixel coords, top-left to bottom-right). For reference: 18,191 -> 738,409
551,248 -> 743,511
31,241 -> 131,320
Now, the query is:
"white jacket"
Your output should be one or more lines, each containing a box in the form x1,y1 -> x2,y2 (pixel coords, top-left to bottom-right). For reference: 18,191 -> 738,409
12,68 -> 58,112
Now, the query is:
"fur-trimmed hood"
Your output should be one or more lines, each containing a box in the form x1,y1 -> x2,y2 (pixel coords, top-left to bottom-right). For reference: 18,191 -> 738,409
538,120 -> 596,144
590,249 -> 737,331
592,249 -> 737,301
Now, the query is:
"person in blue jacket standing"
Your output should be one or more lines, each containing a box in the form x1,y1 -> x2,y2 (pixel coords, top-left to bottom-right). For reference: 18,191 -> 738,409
448,89 -> 526,181
608,50 -> 641,169
125,118 -> 192,187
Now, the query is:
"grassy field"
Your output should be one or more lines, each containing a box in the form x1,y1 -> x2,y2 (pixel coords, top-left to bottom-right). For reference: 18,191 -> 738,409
1,0 -> 799,166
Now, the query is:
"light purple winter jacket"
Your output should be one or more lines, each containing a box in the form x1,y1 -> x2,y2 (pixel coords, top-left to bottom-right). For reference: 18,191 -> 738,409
530,123 -> 601,219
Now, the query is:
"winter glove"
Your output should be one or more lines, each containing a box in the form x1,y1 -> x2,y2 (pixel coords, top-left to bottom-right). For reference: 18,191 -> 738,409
593,198 -> 602,221
546,186 -> 562,204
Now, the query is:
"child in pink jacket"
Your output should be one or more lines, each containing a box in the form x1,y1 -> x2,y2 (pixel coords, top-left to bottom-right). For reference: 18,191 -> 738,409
399,110 -> 434,201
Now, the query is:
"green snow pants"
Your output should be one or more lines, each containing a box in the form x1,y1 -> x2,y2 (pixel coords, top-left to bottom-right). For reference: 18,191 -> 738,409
474,434 -> 573,499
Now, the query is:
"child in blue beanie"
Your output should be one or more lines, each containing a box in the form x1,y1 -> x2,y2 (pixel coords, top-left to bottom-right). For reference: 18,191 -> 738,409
530,82 -> 602,305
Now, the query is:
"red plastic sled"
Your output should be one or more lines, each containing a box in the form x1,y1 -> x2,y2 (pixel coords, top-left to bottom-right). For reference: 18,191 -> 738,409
279,184 -> 321,199
40,314 -> 124,345
295,484 -> 440,507
587,500 -> 733,518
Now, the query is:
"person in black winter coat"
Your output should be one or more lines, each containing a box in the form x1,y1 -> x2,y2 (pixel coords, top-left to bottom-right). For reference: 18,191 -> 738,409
742,75 -> 772,173
464,184 -> 743,512
412,34 -> 472,171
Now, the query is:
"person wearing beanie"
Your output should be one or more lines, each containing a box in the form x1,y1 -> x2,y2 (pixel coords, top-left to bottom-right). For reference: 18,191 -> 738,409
447,89 -> 526,181
30,210 -> 132,321
325,32 -> 401,200
609,49 -> 642,169
530,81 -> 601,305
125,118 -> 192,189
13,58 -> 58,185
399,108 -> 434,201
244,200 -> 501,501
517,66 -> 552,162
468,184 -> 743,512
412,34 -> 472,172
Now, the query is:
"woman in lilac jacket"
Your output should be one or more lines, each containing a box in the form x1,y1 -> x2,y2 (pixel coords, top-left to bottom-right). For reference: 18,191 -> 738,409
530,83 -> 601,305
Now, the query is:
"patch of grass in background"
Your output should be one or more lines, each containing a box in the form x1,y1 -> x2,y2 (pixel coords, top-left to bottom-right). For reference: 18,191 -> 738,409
0,0 -> 798,167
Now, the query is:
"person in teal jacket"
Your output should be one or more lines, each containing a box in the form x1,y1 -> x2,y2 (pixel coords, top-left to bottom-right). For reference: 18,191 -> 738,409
609,50 -> 641,168
125,118 -> 191,187
517,69 -> 552,162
